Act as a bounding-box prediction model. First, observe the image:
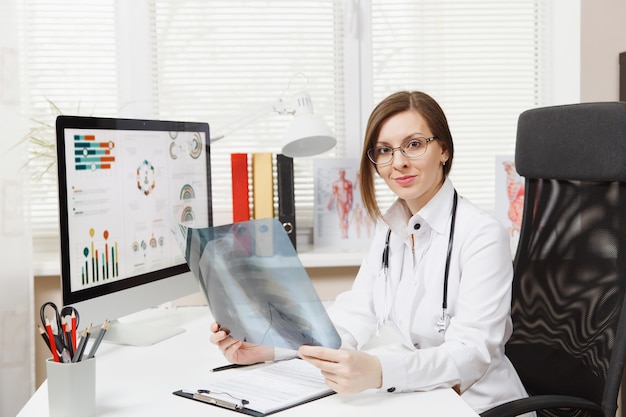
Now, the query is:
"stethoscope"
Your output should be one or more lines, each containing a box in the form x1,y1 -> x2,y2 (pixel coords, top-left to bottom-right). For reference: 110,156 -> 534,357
379,189 -> 458,334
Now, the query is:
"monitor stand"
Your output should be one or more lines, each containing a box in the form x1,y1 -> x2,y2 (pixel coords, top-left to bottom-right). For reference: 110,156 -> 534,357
97,305 -> 206,346
102,319 -> 185,346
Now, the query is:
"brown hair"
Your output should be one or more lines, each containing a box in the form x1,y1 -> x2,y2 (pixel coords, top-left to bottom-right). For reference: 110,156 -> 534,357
359,91 -> 454,220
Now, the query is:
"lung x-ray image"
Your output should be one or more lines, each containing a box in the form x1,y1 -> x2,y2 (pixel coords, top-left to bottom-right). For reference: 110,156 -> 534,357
174,218 -> 341,350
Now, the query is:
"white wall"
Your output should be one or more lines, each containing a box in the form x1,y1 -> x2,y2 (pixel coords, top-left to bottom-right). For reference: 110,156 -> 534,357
546,0 -> 581,105
0,1 -> 34,415
580,0 -> 626,102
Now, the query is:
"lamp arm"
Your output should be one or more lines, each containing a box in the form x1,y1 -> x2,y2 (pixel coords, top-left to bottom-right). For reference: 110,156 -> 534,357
209,99 -> 293,143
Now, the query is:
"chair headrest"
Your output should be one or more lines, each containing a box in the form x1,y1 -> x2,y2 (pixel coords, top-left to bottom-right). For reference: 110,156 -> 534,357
516,102 -> 626,181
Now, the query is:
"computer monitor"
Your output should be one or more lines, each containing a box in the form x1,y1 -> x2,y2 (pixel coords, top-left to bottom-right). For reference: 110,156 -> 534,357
55,116 -> 212,346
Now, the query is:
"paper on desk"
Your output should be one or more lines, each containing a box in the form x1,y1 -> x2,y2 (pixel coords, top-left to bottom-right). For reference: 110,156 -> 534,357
171,218 -> 341,350
198,359 -> 334,415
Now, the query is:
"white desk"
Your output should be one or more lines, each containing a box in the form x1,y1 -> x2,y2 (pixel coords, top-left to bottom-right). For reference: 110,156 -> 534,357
17,306 -> 479,417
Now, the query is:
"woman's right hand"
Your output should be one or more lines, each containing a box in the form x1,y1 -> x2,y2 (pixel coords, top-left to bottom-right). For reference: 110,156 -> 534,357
209,322 -> 274,365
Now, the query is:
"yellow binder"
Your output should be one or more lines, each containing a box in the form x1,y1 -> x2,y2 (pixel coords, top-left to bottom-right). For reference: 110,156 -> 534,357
252,153 -> 274,219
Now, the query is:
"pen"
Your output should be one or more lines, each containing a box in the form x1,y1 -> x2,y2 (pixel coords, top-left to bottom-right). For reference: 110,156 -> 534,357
86,320 -> 109,359
211,363 -> 257,372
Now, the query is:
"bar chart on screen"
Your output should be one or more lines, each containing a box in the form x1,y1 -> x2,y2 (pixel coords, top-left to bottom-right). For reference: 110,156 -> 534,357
73,134 -> 116,171
79,227 -> 119,287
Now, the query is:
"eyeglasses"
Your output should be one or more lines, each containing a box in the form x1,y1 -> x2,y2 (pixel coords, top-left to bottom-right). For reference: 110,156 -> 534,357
367,136 -> 437,165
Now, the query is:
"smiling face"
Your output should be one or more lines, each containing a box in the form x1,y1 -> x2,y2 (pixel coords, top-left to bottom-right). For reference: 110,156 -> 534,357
358,91 -> 454,220
375,109 -> 449,214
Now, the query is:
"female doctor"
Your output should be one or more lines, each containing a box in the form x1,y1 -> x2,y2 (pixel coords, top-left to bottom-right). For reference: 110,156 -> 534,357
210,90 -> 530,414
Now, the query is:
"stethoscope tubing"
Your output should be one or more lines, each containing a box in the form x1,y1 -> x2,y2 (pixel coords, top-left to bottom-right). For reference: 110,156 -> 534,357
381,189 -> 458,332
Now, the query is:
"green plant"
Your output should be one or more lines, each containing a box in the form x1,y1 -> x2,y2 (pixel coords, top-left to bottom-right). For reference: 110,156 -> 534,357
17,99 -> 77,180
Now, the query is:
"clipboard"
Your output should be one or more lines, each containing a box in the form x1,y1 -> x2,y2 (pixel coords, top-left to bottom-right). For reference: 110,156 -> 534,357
173,390 -> 261,416
172,389 -> 335,416
173,358 -> 335,416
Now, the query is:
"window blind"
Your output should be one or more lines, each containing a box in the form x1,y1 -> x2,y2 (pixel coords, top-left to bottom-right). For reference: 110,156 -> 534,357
369,0 -> 543,211
151,0 -> 345,233
17,0 -> 546,259
17,0 -> 119,254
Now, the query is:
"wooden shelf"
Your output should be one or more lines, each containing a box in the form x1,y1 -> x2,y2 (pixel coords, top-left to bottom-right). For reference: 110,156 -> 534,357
34,249 -> 364,277
297,246 -> 365,268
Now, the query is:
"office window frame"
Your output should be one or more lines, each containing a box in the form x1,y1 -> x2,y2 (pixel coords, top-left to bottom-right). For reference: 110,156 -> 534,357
16,0 -> 578,262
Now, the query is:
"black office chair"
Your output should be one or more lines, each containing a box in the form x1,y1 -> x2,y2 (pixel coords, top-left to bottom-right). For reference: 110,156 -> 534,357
480,102 -> 626,417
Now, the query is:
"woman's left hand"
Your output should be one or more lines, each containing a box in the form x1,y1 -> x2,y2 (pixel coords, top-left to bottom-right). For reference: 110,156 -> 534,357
298,345 -> 382,394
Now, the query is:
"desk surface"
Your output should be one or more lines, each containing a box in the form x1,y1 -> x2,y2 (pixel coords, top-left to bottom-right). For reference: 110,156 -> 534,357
17,306 -> 479,417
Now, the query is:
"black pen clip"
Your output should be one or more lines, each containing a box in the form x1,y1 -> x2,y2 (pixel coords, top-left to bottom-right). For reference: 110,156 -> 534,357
193,390 -> 249,410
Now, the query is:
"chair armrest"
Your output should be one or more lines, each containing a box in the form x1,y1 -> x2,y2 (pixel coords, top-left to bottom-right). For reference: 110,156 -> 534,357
479,395 -> 604,417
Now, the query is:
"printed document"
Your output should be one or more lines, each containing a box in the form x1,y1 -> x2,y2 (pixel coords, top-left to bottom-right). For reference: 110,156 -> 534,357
188,359 -> 333,415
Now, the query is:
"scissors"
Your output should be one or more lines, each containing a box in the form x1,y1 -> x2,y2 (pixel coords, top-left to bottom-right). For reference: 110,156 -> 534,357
39,302 -> 80,361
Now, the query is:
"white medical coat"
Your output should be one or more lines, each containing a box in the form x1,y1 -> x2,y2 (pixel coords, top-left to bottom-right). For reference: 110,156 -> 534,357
328,178 -> 530,414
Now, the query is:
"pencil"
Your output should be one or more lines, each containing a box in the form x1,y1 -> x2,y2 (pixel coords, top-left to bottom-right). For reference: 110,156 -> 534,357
62,316 -> 74,357
37,324 -> 51,352
72,328 -> 87,363
72,324 -> 92,363
86,320 -> 109,359
71,311 -> 77,351
45,317 -> 60,362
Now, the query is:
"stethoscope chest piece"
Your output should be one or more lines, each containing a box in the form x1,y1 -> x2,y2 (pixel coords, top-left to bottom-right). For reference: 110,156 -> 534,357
436,310 -> 451,333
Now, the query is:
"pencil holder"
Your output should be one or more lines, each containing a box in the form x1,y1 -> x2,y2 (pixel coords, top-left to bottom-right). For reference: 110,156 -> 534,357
46,357 -> 96,417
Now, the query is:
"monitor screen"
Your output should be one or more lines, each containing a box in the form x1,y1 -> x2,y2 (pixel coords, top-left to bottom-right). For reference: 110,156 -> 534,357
56,116 -> 212,345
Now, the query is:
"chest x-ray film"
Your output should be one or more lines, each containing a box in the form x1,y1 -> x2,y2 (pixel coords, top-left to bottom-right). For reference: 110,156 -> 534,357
173,218 -> 341,350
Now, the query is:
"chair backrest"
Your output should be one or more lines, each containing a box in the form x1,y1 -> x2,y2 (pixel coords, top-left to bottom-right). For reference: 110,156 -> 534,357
507,102 -> 626,417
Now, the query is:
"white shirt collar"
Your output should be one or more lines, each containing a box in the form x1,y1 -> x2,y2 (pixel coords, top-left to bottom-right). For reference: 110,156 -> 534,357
382,178 -> 456,240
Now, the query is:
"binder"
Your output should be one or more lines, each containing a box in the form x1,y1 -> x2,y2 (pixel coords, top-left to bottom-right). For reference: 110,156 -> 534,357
231,153 -> 250,222
252,153 -> 274,219
276,154 -> 296,250
253,217 -> 275,257
173,359 -> 334,416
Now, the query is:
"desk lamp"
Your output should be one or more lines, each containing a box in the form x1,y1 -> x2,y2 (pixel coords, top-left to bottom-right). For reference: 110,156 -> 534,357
209,91 -> 336,157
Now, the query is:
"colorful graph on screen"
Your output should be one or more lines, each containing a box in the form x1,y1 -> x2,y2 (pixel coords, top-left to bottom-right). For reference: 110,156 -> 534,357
74,134 -> 116,171
189,132 -> 203,159
81,228 -> 119,286
181,206 -> 195,222
180,184 -> 195,200
169,131 -> 204,160
136,160 -> 156,196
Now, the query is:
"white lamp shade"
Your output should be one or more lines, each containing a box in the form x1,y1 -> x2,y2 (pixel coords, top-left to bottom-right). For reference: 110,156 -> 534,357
281,92 -> 336,157
282,113 -> 336,157
210,90 -> 336,157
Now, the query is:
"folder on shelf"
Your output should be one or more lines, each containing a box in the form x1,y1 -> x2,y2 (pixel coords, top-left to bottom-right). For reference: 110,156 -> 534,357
252,153 -> 274,219
173,358 -> 334,416
276,153 -> 296,249
231,153 -> 250,222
